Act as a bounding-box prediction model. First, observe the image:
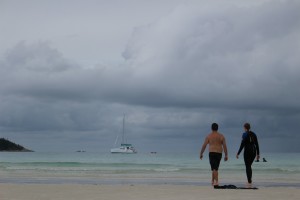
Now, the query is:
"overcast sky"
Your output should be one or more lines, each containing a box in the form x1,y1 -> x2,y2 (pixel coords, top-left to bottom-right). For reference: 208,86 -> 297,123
0,0 -> 300,153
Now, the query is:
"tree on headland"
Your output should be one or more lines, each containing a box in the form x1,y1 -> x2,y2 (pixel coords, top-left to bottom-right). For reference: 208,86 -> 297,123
0,138 -> 33,152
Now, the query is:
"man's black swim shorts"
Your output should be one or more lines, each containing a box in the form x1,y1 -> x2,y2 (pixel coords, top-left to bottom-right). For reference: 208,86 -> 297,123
209,152 -> 222,171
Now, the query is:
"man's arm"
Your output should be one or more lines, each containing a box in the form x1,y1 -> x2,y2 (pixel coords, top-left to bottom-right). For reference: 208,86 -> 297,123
236,137 -> 245,159
222,136 -> 228,161
200,137 -> 209,160
254,134 -> 260,160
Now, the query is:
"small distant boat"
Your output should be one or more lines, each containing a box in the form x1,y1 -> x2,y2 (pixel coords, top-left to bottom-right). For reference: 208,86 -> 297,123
76,150 -> 86,152
110,114 -> 137,154
110,143 -> 137,154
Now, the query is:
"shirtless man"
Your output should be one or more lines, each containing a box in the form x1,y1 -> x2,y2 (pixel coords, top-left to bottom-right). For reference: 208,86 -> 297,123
200,123 -> 228,186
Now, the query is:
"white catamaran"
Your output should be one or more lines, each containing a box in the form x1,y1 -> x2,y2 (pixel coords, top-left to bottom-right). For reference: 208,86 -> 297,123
110,115 -> 137,154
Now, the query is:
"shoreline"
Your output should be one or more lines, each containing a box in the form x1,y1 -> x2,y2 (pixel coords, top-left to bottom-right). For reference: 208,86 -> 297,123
1,167 -> 299,188
1,175 -> 299,188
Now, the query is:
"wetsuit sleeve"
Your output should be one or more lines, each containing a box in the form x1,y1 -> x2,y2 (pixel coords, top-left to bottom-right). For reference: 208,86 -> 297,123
237,137 -> 245,155
254,134 -> 260,156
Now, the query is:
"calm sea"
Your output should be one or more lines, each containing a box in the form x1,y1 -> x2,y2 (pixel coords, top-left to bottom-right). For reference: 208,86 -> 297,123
0,152 -> 299,187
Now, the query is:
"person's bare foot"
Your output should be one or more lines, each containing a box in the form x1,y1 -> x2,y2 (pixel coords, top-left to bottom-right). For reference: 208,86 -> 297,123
246,182 -> 252,188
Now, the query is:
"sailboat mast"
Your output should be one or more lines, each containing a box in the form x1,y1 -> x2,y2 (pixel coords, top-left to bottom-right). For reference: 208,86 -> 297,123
122,114 -> 125,144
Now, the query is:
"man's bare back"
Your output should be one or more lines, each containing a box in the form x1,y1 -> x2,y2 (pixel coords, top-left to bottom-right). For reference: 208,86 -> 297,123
200,130 -> 228,160
207,131 -> 225,153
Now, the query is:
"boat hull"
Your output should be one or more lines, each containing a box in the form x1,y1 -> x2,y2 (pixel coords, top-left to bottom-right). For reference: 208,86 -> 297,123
110,149 -> 137,154
110,144 -> 137,154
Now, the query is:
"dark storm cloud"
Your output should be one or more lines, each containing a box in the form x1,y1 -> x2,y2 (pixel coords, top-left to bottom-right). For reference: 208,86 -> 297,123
0,0 -> 300,152
3,1 -> 300,110
122,0 -> 300,110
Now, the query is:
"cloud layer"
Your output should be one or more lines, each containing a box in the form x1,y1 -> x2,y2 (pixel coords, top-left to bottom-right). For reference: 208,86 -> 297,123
122,0 -> 300,109
0,0 -> 300,152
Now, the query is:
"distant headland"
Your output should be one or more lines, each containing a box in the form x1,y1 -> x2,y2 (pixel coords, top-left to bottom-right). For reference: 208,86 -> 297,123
0,138 -> 33,152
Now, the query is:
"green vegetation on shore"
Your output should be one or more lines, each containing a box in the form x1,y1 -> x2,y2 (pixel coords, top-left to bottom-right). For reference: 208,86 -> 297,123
0,138 -> 33,152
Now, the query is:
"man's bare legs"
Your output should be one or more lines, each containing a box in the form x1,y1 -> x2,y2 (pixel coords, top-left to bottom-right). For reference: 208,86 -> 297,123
212,170 -> 219,186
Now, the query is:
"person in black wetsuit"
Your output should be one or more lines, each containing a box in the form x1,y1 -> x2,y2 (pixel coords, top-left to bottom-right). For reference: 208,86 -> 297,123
236,123 -> 260,187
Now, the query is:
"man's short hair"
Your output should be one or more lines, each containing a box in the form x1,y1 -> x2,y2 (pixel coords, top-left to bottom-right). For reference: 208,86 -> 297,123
211,123 -> 218,131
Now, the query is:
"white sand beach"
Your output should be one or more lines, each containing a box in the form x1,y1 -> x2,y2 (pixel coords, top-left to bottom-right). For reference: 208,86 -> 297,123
1,184 -> 299,200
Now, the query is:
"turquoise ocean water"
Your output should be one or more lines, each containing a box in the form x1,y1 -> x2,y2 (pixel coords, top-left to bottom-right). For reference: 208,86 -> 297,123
0,152 -> 299,187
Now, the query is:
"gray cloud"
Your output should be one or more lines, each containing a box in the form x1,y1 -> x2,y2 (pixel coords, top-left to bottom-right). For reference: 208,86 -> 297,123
0,0 -> 300,152
122,0 -> 300,109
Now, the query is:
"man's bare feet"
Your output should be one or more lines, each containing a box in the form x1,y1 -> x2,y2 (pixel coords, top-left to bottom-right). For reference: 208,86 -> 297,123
246,182 -> 252,188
